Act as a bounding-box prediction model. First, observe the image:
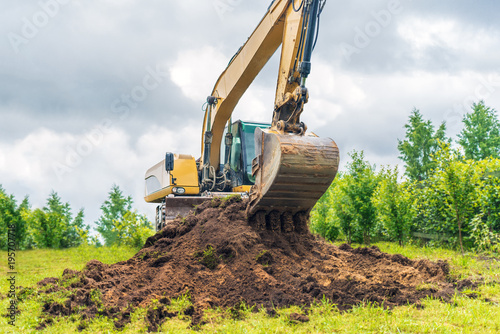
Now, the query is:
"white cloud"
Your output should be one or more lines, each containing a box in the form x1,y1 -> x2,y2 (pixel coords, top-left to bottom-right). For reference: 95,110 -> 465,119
0,128 -> 71,187
169,46 -> 228,102
397,17 -> 500,61
136,123 -> 200,161
303,59 -> 365,130
398,18 -> 457,52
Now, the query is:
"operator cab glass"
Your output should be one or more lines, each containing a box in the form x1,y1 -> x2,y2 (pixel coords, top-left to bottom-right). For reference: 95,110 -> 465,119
222,120 -> 270,186
240,122 -> 267,183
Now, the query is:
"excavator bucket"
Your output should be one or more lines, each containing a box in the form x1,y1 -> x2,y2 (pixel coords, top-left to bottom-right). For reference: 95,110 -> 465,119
247,127 -> 339,227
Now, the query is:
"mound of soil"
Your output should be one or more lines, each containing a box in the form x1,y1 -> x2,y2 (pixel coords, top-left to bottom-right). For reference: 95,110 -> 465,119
37,197 -> 465,331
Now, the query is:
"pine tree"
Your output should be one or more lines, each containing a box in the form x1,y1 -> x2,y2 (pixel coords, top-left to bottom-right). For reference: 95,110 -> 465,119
458,101 -> 500,160
95,185 -> 133,246
398,109 -> 449,181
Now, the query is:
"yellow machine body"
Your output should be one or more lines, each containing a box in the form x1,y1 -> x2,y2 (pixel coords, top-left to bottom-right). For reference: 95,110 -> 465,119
144,154 -> 199,203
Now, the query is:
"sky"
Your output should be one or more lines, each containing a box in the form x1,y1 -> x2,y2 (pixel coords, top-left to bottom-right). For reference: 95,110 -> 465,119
1,0 -> 499,227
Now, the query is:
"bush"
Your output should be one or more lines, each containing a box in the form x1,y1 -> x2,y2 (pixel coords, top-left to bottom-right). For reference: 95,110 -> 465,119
373,167 -> 416,246
112,210 -> 154,248
311,151 -> 379,245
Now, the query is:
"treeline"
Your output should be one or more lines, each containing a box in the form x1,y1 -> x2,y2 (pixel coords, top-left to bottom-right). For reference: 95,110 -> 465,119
0,185 -> 153,250
311,101 -> 500,253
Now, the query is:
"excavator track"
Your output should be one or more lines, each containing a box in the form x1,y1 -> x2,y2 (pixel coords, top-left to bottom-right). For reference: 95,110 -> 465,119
246,127 -> 339,231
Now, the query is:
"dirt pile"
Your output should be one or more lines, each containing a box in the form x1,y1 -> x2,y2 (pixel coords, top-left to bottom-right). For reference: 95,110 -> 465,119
38,197 -> 464,330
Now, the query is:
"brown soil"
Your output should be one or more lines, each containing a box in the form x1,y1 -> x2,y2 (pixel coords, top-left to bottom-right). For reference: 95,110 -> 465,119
36,197 -> 469,331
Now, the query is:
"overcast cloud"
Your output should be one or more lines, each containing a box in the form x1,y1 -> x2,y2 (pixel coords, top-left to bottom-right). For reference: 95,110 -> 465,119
1,0 -> 499,227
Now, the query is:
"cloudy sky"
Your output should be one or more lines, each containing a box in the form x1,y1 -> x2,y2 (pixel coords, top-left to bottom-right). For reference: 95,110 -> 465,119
1,0 -> 499,226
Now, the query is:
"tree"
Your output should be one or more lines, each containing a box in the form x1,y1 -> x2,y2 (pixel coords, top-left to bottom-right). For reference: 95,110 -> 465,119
44,192 -> 73,248
95,185 -> 133,246
19,197 -> 46,250
342,151 -> 379,244
310,180 -> 340,241
64,208 -> 89,248
432,145 -> 479,254
332,174 -> 357,244
18,197 -> 33,249
112,210 -> 153,248
0,186 -> 24,250
44,192 -> 70,248
479,163 -> 500,234
398,109 -> 449,181
411,150 -> 500,252
73,209 -> 90,244
95,185 -> 153,247
472,158 -> 500,252
1,187 -> 88,250
19,192 -> 88,249
458,101 -> 500,160
373,167 -> 416,246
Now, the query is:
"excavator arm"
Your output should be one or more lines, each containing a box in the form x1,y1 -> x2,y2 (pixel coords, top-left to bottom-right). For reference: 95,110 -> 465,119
202,0 -> 302,169
200,0 -> 339,221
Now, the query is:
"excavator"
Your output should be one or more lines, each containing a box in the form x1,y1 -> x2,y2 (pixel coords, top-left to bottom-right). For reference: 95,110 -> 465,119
144,0 -> 339,231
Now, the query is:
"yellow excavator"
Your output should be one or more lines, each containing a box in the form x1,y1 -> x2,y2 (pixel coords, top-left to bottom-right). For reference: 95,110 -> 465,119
145,0 -> 339,231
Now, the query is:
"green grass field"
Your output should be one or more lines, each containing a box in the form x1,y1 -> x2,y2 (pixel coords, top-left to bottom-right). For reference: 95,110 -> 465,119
1,243 -> 499,333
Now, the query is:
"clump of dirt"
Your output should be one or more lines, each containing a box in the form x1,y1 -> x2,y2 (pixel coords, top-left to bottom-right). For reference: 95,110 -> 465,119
36,197 -> 469,331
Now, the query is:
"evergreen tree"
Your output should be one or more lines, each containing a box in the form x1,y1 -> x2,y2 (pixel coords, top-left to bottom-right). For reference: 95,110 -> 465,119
343,151 -> 379,244
458,101 -> 500,160
0,186 -> 24,250
63,208 -> 88,248
398,109 -> 448,181
22,192 -> 89,249
95,185 -> 133,246
17,196 -> 32,249
43,192 -> 71,248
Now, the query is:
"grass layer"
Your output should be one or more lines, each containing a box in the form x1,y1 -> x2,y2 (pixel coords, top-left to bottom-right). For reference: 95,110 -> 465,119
1,243 -> 499,333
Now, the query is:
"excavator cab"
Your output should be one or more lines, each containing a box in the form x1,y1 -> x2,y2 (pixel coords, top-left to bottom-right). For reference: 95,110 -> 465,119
224,120 -> 270,189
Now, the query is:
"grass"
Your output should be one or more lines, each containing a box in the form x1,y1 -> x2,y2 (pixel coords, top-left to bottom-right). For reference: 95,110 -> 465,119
363,241 -> 500,283
1,243 -> 499,333
0,244 -> 138,333
0,244 -> 137,289
193,245 -> 221,270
